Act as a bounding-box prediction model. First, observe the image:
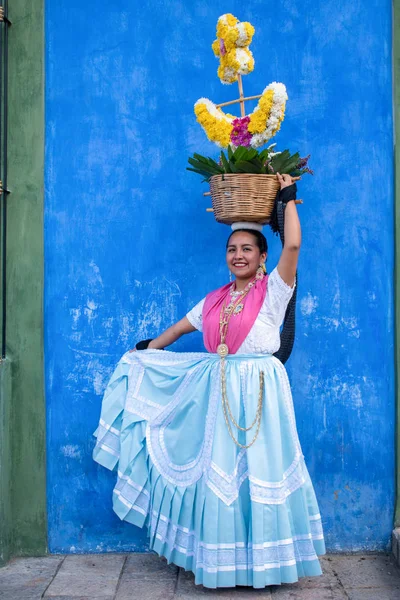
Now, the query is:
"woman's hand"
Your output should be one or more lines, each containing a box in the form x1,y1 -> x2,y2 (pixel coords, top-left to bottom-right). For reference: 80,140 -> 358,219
128,318 -> 196,354
129,338 -> 153,352
277,173 -> 301,190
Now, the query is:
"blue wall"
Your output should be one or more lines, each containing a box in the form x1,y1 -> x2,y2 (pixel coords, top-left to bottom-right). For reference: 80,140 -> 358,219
45,0 -> 394,552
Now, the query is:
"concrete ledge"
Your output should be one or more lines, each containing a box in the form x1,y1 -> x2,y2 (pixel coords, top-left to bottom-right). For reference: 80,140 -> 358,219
392,528 -> 400,566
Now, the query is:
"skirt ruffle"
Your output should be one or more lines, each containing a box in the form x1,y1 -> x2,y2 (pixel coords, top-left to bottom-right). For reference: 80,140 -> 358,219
93,350 -> 326,588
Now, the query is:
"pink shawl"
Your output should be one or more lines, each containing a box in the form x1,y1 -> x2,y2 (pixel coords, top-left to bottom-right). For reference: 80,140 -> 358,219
202,275 -> 269,354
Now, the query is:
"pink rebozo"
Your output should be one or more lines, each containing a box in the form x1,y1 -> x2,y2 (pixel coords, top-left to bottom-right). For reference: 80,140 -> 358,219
202,274 -> 269,354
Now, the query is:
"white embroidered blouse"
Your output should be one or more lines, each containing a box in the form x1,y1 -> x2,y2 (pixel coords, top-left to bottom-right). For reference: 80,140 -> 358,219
186,267 -> 296,355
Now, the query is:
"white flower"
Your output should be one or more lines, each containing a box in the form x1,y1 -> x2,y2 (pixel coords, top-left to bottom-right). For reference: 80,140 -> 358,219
235,48 -> 253,74
194,98 -> 234,122
250,82 -> 287,148
236,22 -> 250,46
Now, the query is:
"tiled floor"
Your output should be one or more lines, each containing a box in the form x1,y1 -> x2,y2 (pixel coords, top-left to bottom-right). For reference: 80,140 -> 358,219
0,553 -> 399,599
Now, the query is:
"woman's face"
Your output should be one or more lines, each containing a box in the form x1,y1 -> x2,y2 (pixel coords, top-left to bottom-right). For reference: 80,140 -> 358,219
226,231 -> 267,281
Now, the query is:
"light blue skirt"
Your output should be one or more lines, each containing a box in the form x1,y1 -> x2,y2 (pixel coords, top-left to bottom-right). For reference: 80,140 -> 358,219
93,350 -> 326,588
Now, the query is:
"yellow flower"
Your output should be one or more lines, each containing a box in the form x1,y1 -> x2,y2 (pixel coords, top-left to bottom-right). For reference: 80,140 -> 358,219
239,23 -> 255,46
271,106 -> 286,137
248,89 -> 274,134
194,101 -> 232,147
223,28 -> 240,51
213,13 -> 255,84
211,39 -> 220,57
216,13 -> 238,35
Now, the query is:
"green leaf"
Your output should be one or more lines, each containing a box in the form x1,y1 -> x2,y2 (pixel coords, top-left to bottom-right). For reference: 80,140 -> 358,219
220,151 -> 231,173
281,153 -> 300,174
246,149 -> 259,161
193,153 -> 212,163
232,146 -> 250,162
248,157 -> 264,170
186,167 -> 213,179
207,157 -> 224,170
188,157 -> 222,174
227,145 -> 234,160
258,149 -> 270,163
235,147 -> 258,161
270,150 -> 290,172
234,161 -> 262,174
190,154 -> 224,172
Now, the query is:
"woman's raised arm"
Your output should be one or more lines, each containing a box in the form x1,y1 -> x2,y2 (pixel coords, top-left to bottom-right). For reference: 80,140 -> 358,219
276,173 -> 301,288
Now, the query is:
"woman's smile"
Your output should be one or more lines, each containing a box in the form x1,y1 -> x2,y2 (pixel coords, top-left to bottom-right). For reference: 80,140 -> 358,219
233,261 -> 248,268
226,231 -> 266,281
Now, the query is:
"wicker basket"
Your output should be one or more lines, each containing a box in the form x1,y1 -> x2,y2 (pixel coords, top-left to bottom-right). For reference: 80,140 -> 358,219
209,173 -> 280,225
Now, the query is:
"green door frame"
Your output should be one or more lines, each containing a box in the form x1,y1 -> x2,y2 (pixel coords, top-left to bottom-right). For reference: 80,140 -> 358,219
0,0 -> 46,565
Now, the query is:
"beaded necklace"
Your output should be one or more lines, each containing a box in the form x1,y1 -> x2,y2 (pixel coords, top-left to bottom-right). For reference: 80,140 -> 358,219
217,275 -> 265,449
216,278 -> 255,358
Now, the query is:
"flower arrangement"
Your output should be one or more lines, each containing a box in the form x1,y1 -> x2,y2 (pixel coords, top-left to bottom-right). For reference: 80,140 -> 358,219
194,82 -> 287,149
188,13 -> 313,182
211,14 -> 255,84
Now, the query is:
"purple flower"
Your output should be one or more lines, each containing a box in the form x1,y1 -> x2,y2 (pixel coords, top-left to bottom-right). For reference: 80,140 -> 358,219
296,154 -> 314,175
219,38 -> 227,56
296,154 -> 310,169
230,116 -> 252,148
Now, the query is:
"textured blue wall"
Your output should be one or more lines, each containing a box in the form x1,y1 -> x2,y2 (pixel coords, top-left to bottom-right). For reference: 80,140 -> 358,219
45,0 -> 394,552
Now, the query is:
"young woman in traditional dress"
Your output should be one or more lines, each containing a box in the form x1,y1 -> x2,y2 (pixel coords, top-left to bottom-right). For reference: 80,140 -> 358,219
93,173 -> 326,588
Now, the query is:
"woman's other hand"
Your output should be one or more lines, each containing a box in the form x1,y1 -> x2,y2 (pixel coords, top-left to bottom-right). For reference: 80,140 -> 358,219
128,318 -> 196,354
129,338 -> 154,352
277,172 -> 301,190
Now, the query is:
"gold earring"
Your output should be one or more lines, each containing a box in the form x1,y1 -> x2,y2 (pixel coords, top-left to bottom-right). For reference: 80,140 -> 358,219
256,264 -> 265,280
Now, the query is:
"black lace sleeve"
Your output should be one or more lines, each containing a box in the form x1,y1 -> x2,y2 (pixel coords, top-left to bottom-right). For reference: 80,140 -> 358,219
135,338 -> 153,350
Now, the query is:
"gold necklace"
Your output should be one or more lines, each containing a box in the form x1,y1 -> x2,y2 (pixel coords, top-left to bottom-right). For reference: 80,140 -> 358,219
220,361 -> 264,448
216,276 -> 265,448
217,277 -> 255,358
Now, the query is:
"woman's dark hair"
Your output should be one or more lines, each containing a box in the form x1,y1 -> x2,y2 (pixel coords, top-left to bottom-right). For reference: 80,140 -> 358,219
226,229 -> 268,254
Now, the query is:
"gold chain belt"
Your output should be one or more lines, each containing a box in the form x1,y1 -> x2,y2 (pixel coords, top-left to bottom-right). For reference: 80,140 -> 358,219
218,350 -> 264,449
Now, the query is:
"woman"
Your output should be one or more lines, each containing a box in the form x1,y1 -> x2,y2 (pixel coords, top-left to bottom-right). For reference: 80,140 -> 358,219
93,173 -> 326,588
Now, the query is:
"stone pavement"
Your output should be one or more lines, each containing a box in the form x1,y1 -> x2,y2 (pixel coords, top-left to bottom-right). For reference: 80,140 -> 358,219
1,553 -> 400,600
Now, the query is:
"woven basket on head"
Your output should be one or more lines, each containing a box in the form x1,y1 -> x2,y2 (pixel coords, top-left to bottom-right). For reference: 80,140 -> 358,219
209,173 -> 280,225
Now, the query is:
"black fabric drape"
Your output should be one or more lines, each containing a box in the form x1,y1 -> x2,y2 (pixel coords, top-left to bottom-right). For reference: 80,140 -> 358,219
271,185 -> 298,365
